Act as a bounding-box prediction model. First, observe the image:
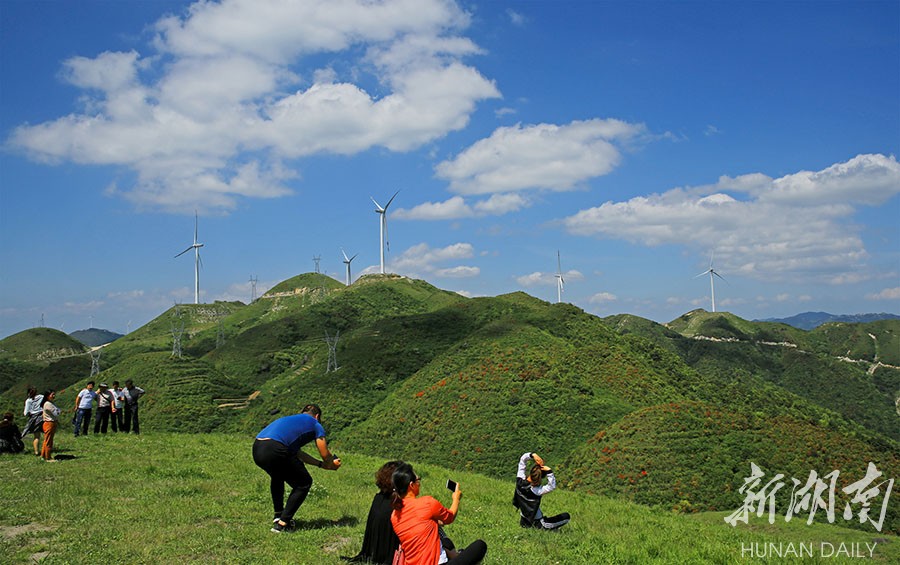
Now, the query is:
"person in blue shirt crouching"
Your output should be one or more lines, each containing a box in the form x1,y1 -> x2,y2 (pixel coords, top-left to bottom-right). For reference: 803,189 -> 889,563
253,404 -> 342,532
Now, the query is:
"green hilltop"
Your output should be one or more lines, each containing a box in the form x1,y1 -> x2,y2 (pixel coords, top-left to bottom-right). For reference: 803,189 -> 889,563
0,274 -> 897,534
0,328 -> 91,400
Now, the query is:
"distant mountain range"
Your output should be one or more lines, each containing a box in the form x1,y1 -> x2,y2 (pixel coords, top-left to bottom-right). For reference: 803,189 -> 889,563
69,328 -> 124,347
757,311 -> 900,330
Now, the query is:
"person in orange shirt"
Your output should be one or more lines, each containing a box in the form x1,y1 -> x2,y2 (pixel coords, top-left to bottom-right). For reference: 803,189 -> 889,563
390,462 -> 486,565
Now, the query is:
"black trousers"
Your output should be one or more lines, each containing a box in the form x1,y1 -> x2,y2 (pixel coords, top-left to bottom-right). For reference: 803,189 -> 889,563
252,439 -> 312,521
123,404 -> 140,434
447,539 -> 488,564
111,408 -> 123,432
94,407 -> 111,434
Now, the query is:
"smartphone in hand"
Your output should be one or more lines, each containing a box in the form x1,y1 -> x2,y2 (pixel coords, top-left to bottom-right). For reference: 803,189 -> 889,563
446,479 -> 458,492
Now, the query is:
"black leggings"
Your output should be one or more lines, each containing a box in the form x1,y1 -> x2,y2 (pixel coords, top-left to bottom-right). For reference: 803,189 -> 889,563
252,439 -> 312,521
447,539 -> 487,564
521,512 -> 571,530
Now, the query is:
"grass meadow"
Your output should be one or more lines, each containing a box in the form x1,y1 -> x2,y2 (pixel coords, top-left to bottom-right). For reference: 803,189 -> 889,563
1,432 -> 897,564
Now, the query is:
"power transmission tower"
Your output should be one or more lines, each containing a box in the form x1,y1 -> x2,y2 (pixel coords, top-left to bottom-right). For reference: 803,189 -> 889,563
313,255 -> 322,274
324,330 -> 340,372
90,349 -> 101,377
216,310 -> 226,348
249,275 -> 258,302
171,302 -> 184,359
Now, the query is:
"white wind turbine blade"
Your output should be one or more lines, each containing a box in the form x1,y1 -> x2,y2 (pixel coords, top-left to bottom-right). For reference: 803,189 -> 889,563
383,190 -> 399,251
341,247 -> 350,263
384,190 -> 400,211
175,246 -> 193,258
371,196 -> 384,212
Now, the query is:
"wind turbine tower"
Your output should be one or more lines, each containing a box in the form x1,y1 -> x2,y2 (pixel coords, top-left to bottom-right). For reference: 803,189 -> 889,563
175,211 -> 204,304
341,248 -> 358,286
371,190 -> 399,274
555,250 -> 565,304
695,253 -> 726,312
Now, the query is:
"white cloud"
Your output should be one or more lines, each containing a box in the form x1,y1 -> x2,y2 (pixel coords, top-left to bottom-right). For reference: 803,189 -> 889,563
394,192 -> 530,220
589,292 -> 617,304
388,242 -> 478,280
435,119 -> 646,195
434,266 -> 480,278
562,154 -> 900,282
394,196 -> 473,220
473,193 -> 530,215
516,272 -> 548,287
867,287 -> 900,300
63,300 -> 106,313
507,9 -> 527,27
8,0 -> 500,213
516,269 -> 583,287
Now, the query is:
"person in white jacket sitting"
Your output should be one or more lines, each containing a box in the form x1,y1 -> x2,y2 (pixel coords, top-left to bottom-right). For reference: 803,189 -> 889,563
513,452 -> 571,530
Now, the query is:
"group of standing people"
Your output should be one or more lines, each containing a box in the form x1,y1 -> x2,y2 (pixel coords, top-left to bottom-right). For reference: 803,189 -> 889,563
3,380 -> 146,462
253,403 -> 570,565
73,380 -> 145,436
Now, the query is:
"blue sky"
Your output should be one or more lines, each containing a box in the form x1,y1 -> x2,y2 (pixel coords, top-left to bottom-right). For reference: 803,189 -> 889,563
1,0 -> 898,339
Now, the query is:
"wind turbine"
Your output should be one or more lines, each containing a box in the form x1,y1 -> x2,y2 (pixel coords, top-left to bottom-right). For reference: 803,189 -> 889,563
371,190 -> 399,274
555,250 -> 565,304
341,248 -> 358,286
695,252 -> 726,312
175,211 -> 204,304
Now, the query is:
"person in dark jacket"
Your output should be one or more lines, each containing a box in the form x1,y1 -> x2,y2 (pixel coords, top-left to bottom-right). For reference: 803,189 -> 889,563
0,412 -> 25,454
347,461 -> 403,564
513,452 -> 570,530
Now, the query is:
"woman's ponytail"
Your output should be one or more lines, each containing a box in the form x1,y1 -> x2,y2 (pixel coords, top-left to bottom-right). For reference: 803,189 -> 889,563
390,462 -> 415,512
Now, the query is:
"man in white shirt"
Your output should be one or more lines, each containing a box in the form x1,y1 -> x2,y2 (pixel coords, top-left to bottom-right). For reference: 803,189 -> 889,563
73,381 -> 97,437
111,381 -> 125,433
93,383 -> 116,434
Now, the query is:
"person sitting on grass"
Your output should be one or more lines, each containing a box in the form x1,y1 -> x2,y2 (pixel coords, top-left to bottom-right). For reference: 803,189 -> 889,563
0,412 -> 25,454
390,462 -> 487,565
346,460 -> 402,564
513,451 -> 570,530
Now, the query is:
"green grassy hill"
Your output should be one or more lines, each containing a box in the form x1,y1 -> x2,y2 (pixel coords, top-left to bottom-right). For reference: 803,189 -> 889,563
811,320 -> 900,366
0,329 -> 92,406
0,328 -> 87,362
604,311 -> 900,442
1,276 -> 896,536
1,433 -> 896,564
